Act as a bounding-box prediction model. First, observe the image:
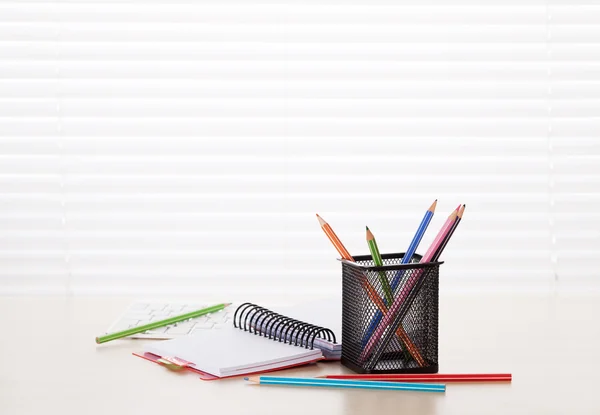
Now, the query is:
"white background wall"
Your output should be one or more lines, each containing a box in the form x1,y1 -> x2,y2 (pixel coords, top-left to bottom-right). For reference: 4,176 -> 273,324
0,1 -> 599,296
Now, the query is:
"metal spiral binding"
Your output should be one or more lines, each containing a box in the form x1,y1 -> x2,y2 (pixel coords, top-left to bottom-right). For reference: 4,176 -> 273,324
233,303 -> 336,349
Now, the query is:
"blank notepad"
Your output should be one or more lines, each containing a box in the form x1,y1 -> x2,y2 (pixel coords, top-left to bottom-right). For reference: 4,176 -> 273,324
145,328 -> 323,378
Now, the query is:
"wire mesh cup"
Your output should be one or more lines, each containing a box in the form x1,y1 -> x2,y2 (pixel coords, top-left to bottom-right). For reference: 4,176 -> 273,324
340,253 -> 441,374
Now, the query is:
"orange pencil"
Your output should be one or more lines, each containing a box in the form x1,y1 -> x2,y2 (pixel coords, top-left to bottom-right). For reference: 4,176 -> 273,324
316,214 -> 425,366
316,214 -> 353,261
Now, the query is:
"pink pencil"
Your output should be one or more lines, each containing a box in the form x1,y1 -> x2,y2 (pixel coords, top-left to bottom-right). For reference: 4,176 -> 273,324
360,208 -> 459,361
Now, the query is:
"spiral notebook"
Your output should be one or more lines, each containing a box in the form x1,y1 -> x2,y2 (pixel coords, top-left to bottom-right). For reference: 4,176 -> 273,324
136,299 -> 341,379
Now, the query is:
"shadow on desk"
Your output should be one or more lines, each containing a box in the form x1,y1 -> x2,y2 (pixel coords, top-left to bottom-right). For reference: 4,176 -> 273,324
342,387 -> 441,415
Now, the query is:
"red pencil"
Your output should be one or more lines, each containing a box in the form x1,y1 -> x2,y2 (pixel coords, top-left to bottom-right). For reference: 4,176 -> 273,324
319,373 -> 512,383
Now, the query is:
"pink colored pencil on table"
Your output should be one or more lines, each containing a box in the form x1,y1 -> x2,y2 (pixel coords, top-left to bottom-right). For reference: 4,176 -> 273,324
360,207 -> 460,361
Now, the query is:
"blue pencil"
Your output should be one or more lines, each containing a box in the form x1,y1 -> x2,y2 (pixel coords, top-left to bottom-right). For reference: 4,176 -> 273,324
245,376 -> 445,393
361,200 -> 437,347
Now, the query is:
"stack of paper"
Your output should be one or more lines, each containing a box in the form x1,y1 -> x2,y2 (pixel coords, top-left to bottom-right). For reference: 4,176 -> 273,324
143,328 -> 323,379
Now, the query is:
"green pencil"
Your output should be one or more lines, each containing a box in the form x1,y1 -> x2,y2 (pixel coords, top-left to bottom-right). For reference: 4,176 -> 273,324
95,302 -> 231,344
366,226 -> 393,304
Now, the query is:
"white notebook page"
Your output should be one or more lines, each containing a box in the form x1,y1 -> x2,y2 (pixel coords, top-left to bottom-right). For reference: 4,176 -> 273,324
145,328 -> 322,377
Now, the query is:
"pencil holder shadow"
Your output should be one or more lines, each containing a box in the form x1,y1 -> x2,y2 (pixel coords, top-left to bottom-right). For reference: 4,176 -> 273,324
340,252 -> 441,374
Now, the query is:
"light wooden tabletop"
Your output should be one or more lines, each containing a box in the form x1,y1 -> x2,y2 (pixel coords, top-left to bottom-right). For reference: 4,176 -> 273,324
0,293 -> 598,415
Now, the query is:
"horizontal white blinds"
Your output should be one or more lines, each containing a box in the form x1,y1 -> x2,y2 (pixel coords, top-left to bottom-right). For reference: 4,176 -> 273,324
0,2 -> 598,295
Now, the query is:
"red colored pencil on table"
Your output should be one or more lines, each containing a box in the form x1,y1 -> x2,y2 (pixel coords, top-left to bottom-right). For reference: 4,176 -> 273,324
319,373 -> 512,383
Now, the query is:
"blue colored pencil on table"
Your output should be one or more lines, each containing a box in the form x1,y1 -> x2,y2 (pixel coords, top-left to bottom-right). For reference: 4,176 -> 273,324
244,376 -> 445,393
361,200 -> 437,346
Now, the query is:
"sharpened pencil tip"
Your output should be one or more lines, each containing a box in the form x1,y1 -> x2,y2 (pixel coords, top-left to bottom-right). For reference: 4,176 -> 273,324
429,199 -> 438,212
365,226 -> 369,230
316,214 -> 326,226
244,377 -> 249,381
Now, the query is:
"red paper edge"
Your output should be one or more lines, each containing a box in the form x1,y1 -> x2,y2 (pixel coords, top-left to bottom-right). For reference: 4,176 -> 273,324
133,352 -> 324,381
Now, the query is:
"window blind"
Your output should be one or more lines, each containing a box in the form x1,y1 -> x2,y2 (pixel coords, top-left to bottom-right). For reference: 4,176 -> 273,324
0,1 -> 598,295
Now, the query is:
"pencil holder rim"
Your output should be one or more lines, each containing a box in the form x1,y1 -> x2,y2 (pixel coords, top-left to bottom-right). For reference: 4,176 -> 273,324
339,252 -> 443,272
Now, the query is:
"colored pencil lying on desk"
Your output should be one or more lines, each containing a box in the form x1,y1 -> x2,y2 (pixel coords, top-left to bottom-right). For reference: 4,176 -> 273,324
244,376 -> 445,393
320,373 -> 512,383
362,200 -> 437,350
95,303 -> 230,344
361,208 -> 460,361
316,214 -> 424,366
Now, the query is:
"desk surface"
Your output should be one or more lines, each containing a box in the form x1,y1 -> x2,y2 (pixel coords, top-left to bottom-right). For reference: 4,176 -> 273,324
1,294 -> 599,415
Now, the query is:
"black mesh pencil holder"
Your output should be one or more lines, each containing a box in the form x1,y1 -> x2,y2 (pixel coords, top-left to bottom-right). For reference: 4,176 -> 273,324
341,252 -> 441,374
